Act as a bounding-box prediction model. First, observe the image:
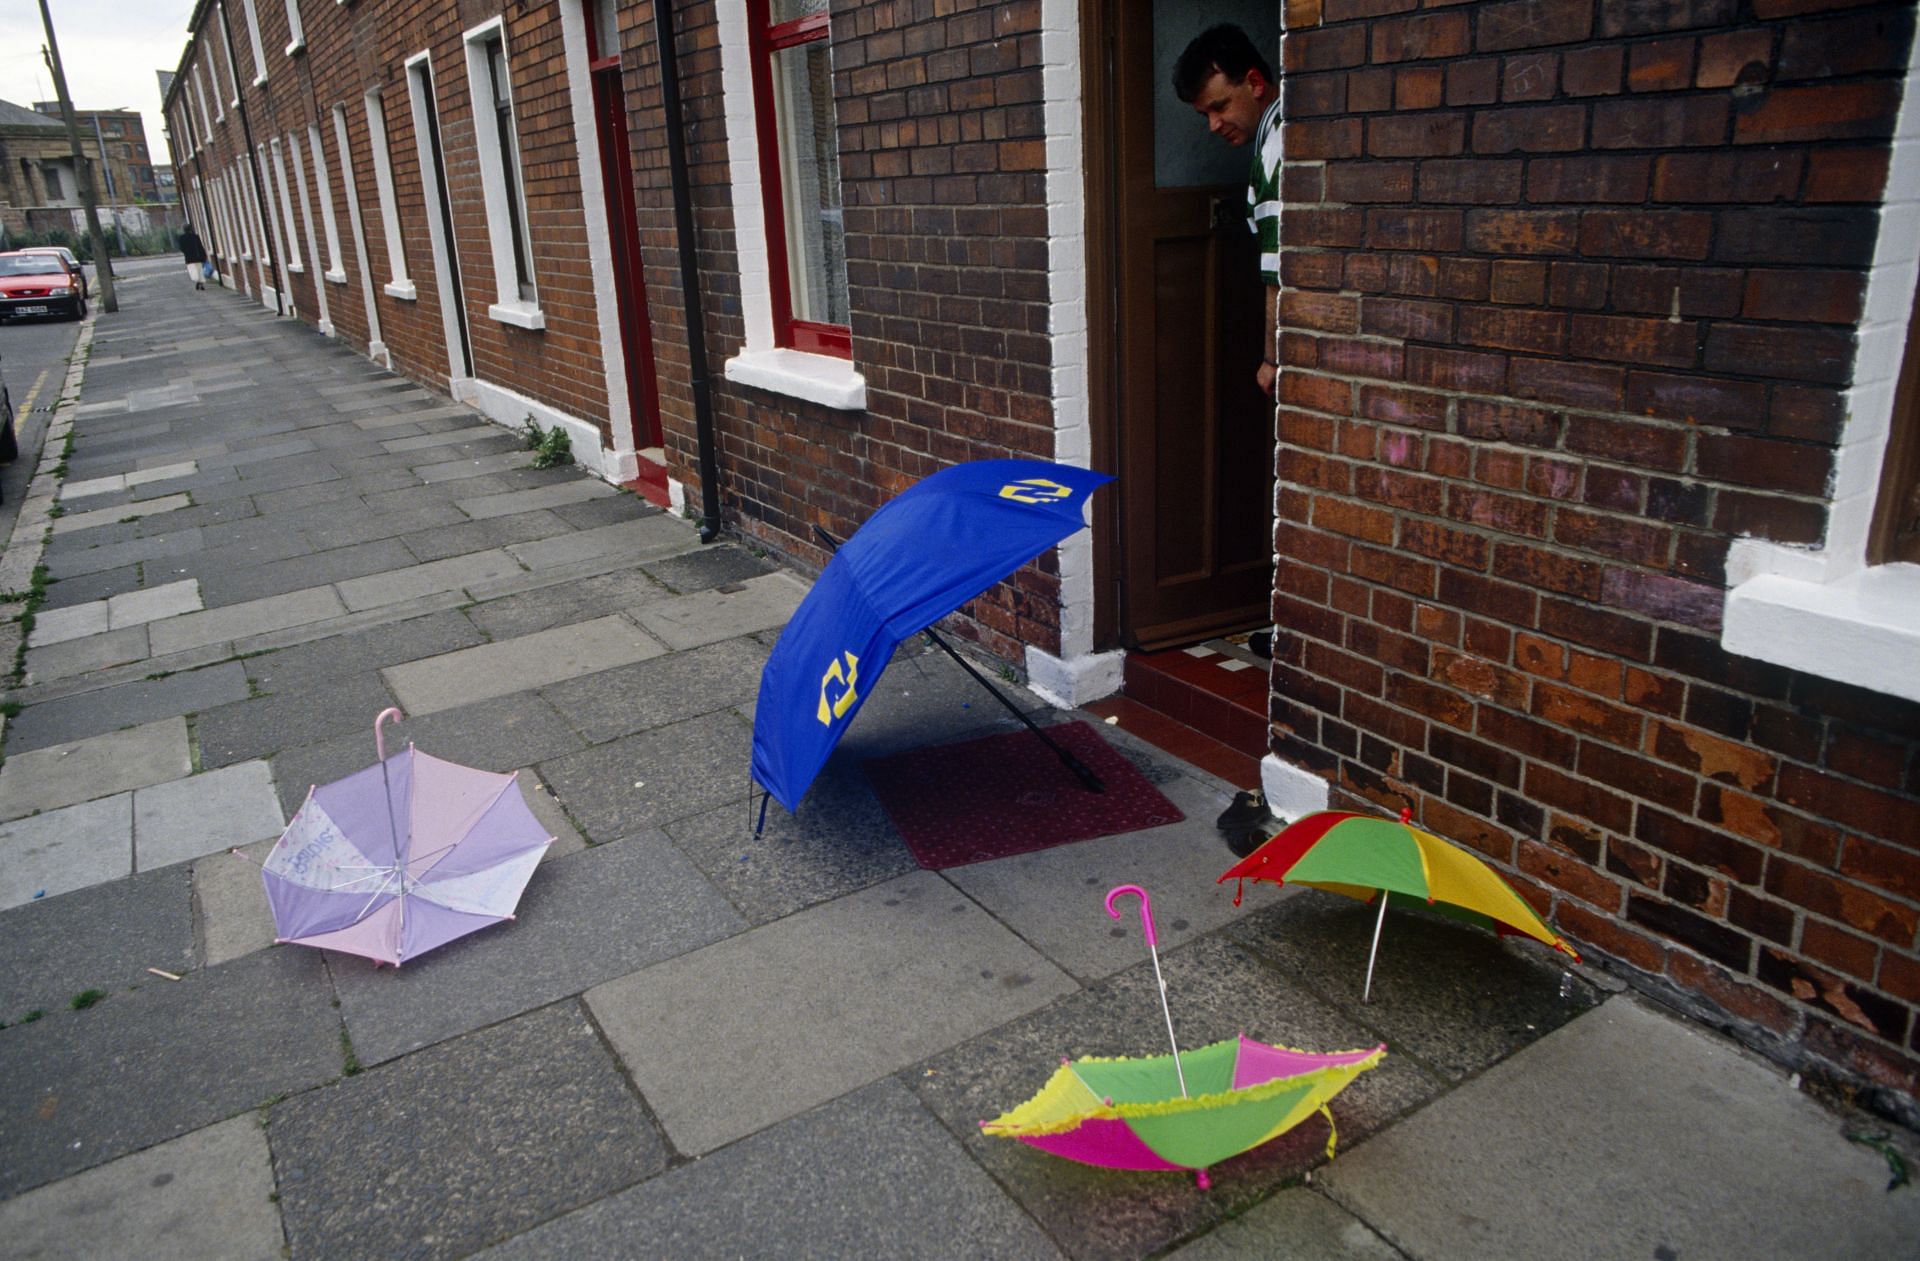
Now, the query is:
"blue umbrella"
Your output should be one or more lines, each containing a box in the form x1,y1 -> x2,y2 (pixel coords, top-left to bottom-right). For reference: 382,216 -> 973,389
750,458 -> 1113,818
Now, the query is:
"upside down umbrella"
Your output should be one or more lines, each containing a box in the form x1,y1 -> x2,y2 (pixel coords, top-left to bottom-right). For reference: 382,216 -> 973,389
262,708 -> 553,967
749,458 -> 1111,816
983,885 -> 1384,1189
1218,808 -> 1581,1002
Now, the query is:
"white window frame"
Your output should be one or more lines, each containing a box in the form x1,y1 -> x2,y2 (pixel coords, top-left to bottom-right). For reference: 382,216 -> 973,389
333,103 -> 387,362
405,49 -> 472,383
285,0 -> 306,56
288,130 -> 333,333
190,67 -> 214,148
308,123 -> 345,283
218,4 -> 240,107
463,17 -> 543,330
1723,36 -> 1920,705
364,89 -> 415,300
270,138 -> 303,274
713,0 -> 864,410
241,0 -> 269,85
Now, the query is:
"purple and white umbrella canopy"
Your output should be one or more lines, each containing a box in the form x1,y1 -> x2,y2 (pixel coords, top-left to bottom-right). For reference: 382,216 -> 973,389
263,709 -> 552,967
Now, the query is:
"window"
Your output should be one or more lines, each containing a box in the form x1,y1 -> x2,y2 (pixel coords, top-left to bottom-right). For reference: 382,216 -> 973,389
364,90 -> 414,300
270,139 -> 302,273
241,0 -> 268,84
464,21 -> 540,325
1868,275 -> 1920,563
308,124 -> 345,282
190,67 -> 214,146
746,0 -> 849,357
285,0 -> 306,55
218,5 -> 239,106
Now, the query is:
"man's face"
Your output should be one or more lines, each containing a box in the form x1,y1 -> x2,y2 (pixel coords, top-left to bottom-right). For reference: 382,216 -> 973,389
1190,68 -> 1270,147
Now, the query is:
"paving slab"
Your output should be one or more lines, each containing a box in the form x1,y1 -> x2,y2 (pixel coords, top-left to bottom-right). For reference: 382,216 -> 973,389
0,865 -> 195,1021
1318,995 -> 1920,1261
476,1077 -> 1064,1261
269,1002 -> 664,1261
1224,892 -> 1598,1082
414,449 -> 536,482
0,945 -> 341,1198
298,500 -> 466,551
332,830 -> 742,1064
0,718 -> 192,822
549,491 -> 659,530
465,567 -> 669,641
909,934 -> 1444,1261
192,838 -> 278,967
1166,1190 -> 1406,1260
664,760 -> 917,925
38,564 -> 142,610
334,549 -> 524,612
4,663 -> 250,756
539,636 -> 765,743
629,571 -> 808,650
587,869 -> 1079,1156
147,586 -> 346,657
641,542 -> 777,593
108,578 -> 204,627
537,711 -> 752,842
0,1113 -> 282,1261
397,508 -> 572,563
194,537 -> 418,608
455,478 -> 614,520
21,624 -> 152,685
133,761 -> 285,871
195,670 -> 398,769
503,512 -> 693,571
381,614 -> 666,715
240,609 -> 485,696
26,598 -> 110,647
50,493 -> 192,536
382,424 -> 501,452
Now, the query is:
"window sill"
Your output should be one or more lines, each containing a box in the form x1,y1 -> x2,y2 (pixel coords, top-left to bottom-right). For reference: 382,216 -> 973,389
286,263 -> 306,274
1722,562 -> 1920,705
723,348 -> 866,411
253,74 -> 268,87
324,270 -> 347,285
383,280 -> 417,301
488,301 -> 546,331
286,39 -> 306,57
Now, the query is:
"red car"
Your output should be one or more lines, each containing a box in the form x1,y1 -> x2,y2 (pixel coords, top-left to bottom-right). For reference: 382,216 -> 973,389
0,250 -> 87,322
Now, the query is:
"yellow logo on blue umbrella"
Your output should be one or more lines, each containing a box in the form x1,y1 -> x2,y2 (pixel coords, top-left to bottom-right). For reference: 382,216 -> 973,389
816,651 -> 860,725
999,478 -> 1071,504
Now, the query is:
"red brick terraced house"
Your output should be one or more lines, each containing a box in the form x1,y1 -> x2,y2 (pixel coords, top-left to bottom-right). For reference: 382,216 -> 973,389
162,0 -> 1920,1121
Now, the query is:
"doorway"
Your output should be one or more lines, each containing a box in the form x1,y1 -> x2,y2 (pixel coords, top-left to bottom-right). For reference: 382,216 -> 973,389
1090,0 -> 1279,653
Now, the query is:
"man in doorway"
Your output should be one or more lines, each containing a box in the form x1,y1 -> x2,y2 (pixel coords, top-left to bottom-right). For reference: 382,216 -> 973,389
1173,25 -> 1281,398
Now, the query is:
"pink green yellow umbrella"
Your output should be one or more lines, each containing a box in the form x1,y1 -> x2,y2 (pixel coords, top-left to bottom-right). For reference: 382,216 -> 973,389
982,885 -> 1384,1188
1218,808 -> 1581,1002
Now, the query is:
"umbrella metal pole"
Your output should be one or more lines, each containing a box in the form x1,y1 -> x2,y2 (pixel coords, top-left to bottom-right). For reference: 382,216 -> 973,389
810,526 -> 1106,796
1146,939 -> 1189,1099
1362,890 -> 1391,1004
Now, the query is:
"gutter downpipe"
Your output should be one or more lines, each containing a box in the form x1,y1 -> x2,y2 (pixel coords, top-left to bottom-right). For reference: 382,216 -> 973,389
217,0 -> 284,316
653,0 -> 723,544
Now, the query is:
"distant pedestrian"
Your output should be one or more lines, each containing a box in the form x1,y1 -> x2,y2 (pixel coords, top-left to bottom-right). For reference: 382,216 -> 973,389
178,224 -> 208,290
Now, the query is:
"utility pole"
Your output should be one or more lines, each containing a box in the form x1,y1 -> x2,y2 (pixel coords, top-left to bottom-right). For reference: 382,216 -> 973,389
38,0 -> 117,313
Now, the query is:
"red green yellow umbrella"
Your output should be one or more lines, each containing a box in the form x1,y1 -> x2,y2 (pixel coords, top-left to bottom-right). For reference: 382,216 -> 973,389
1218,809 -> 1580,1002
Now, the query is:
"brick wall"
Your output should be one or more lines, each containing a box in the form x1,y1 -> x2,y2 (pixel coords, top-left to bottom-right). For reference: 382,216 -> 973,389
1273,0 -> 1920,1111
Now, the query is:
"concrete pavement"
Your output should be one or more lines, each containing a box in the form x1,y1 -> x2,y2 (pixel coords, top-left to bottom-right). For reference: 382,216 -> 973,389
0,270 -> 1913,1259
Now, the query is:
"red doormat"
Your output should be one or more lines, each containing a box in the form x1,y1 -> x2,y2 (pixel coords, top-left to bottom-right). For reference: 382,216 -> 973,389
863,721 -> 1186,870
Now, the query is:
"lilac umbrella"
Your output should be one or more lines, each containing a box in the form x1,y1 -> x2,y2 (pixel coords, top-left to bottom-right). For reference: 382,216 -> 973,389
262,708 -> 553,967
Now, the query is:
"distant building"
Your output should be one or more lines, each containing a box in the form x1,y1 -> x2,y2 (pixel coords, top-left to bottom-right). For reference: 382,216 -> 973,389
30,103 -> 162,204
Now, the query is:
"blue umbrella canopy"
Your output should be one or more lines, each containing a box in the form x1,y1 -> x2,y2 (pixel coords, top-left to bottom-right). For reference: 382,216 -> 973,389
750,458 -> 1112,813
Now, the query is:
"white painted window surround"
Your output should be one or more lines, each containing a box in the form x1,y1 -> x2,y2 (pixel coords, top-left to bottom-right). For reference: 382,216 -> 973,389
364,89 -> 415,301
270,139 -> 303,274
1722,39 -> 1920,706
308,124 -> 346,283
285,0 -> 306,56
713,0 -> 865,411
333,104 -> 387,364
241,0 -> 269,84
463,18 -> 544,331
288,130 -> 334,334
218,5 -> 240,106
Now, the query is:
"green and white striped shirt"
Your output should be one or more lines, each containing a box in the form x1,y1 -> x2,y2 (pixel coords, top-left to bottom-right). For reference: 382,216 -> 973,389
1245,96 -> 1283,286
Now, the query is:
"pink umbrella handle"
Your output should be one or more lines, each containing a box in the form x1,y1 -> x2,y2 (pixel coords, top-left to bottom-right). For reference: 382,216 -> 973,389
374,707 -> 404,761
1105,884 -> 1158,946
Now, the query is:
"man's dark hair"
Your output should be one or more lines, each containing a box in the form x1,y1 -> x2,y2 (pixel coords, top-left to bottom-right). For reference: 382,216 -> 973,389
1172,24 -> 1275,103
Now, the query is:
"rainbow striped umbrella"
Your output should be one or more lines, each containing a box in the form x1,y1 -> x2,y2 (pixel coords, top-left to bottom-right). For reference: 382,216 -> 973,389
1219,809 -> 1580,1001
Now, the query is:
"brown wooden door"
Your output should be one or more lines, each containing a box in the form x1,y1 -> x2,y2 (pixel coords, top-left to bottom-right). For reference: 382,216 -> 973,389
590,41 -> 662,450
1111,2 -> 1277,651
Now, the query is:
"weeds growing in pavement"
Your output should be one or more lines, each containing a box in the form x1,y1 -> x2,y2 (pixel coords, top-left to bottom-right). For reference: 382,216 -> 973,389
522,416 -> 574,469
70,989 -> 106,1010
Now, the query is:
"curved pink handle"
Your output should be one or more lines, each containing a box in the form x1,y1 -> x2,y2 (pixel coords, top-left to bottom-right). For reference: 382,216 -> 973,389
374,707 -> 404,761
1105,884 -> 1158,947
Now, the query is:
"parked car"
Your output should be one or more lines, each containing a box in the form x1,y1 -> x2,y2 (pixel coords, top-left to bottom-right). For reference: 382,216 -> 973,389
0,251 -> 86,322
17,246 -> 88,301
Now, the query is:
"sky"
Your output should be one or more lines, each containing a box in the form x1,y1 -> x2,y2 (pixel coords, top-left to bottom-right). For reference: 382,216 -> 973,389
0,1 -> 197,162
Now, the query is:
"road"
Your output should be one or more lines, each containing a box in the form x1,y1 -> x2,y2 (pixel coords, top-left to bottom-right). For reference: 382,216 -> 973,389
0,253 -> 181,545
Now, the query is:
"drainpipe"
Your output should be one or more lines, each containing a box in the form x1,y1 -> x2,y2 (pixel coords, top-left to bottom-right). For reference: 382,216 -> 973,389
218,0 -> 283,316
653,0 -> 723,544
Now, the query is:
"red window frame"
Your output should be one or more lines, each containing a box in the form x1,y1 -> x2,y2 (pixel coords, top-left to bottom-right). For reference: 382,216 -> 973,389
744,2 -> 850,358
